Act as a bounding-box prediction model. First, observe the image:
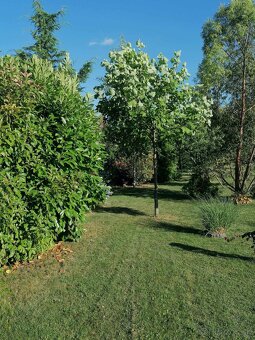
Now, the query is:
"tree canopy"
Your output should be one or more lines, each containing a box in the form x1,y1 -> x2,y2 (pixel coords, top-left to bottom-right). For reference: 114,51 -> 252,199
18,0 -> 66,66
198,0 -> 255,196
96,41 -> 211,215
17,0 -> 92,84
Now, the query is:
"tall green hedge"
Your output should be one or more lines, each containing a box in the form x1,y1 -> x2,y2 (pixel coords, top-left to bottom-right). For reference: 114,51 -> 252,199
0,55 -> 106,265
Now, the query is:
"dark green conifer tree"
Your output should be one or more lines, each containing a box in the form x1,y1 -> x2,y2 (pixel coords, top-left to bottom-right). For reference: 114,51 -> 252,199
17,0 -> 93,84
18,0 -> 65,67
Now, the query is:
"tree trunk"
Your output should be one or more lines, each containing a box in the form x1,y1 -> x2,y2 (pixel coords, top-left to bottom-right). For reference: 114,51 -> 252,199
241,145 -> 255,191
235,56 -> 246,195
177,142 -> 183,173
133,157 -> 137,187
153,128 -> 159,217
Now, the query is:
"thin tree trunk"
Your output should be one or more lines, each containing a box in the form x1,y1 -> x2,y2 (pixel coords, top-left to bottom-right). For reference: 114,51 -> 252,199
177,142 -> 183,173
241,145 -> 255,192
235,56 -> 246,195
133,156 -> 137,187
153,127 -> 159,217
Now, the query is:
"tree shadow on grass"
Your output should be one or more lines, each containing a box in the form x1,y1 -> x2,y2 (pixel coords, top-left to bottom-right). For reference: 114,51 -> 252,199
95,206 -> 147,216
170,242 -> 254,262
113,187 -> 190,201
166,180 -> 187,186
150,221 -> 202,235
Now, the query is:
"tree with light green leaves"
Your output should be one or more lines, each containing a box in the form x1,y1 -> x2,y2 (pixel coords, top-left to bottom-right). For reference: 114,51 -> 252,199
198,0 -> 255,197
96,41 -> 211,216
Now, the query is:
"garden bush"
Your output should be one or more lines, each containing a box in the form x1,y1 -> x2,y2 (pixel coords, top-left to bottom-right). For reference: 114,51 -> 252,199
105,153 -> 153,186
182,171 -> 218,198
157,140 -> 181,183
0,55 -> 106,265
199,197 -> 237,237
106,158 -> 133,186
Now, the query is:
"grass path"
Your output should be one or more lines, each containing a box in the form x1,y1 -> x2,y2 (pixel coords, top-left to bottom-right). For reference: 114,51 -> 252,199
0,182 -> 255,339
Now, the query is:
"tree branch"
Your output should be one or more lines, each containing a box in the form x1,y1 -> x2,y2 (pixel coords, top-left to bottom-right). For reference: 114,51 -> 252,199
214,170 -> 235,191
241,145 -> 255,191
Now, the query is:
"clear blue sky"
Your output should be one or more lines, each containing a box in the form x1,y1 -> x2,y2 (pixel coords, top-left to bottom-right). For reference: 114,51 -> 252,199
1,0 -> 226,93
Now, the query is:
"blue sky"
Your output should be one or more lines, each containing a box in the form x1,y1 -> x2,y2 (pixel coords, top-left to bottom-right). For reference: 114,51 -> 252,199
1,0 -> 226,93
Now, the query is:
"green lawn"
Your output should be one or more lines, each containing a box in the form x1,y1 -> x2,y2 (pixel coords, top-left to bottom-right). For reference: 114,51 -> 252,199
0,181 -> 255,339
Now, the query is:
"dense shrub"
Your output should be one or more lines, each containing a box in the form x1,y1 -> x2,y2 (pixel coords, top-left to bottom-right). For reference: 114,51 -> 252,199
158,159 -> 180,183
157,139 -> 180,183
199,197 -> 237,236
0,55 -> 106,265
182,171 -> 218,198
107,158 -> 133,186
105,153 -> 153,186
127,154 -> 153,186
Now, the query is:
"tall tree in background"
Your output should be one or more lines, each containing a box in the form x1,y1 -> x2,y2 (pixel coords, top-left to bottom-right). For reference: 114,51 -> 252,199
96,41 -> 211,216
18,0 -> 66,66
198,0 -> 255,197
18,0 -> 92,83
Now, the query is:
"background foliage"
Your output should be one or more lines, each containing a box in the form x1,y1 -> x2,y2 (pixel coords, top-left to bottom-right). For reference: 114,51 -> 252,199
198,0 -> 255,195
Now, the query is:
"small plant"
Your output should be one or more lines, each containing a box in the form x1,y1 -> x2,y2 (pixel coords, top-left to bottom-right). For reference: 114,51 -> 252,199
199,197 -> 237,237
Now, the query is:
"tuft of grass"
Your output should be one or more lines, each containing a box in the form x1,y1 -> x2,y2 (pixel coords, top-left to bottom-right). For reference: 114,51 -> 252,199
199,197 -> 237,234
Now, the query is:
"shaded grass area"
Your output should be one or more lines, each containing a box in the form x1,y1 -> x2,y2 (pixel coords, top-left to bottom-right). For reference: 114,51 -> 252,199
0,180 -> 255,339
113,185 -> 190,201
170,242 -> 253,262
95,206 -> 147,216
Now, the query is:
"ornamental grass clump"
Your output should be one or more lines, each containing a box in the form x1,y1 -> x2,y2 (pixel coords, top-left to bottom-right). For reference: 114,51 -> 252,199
0,55 -> 106,266
199,197 -> 237,237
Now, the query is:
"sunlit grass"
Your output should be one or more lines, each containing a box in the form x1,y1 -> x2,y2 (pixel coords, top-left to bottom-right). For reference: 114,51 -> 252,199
0,180 -> 254,339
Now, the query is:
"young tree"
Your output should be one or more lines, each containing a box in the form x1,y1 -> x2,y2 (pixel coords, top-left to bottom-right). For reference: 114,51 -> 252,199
96,41 -> 211,216
198,0 -> 255,197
